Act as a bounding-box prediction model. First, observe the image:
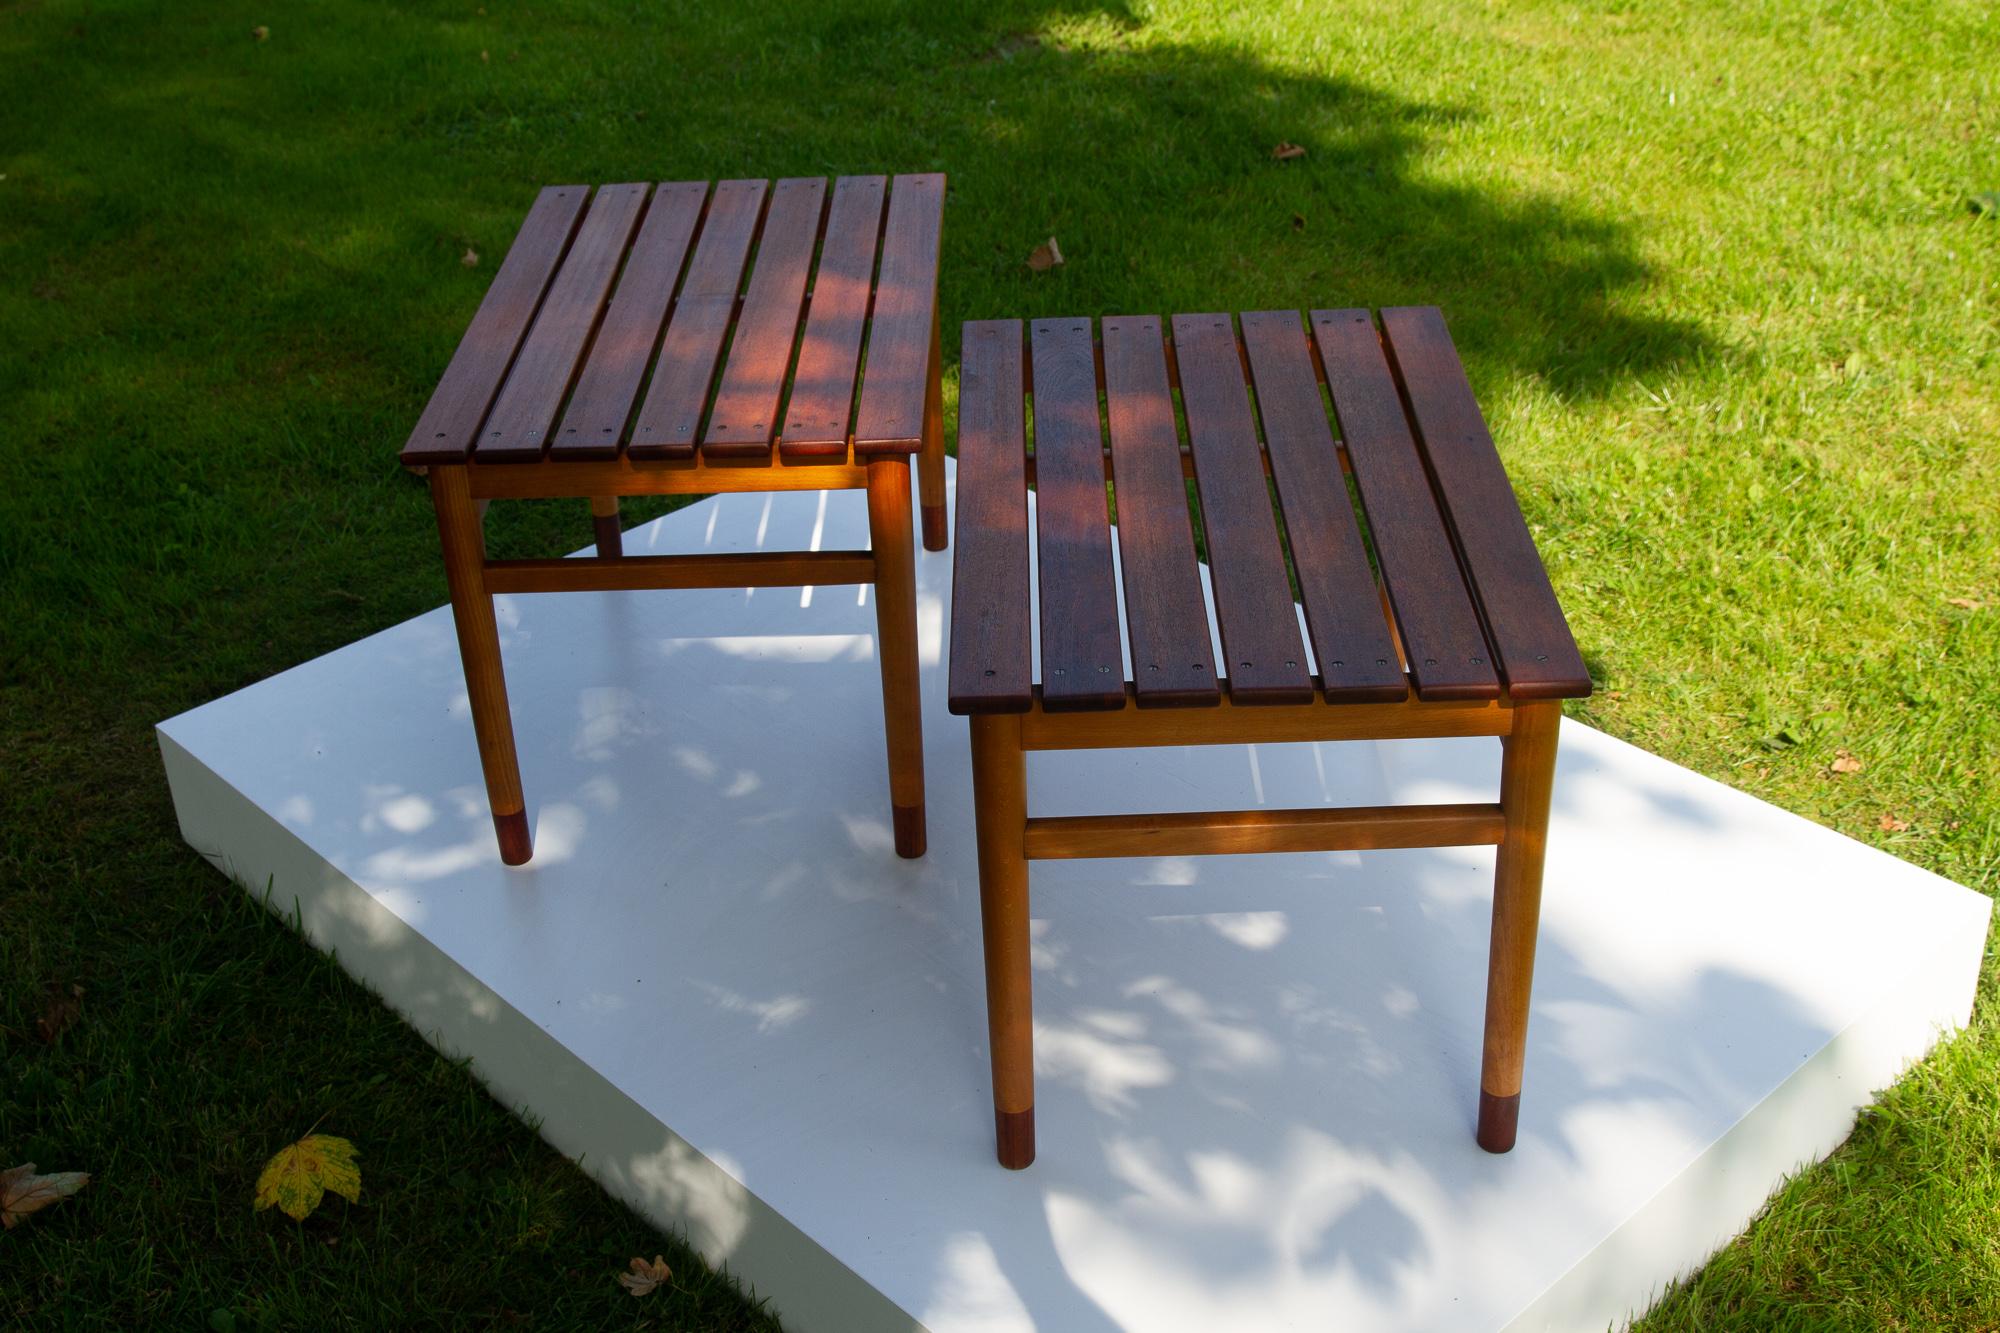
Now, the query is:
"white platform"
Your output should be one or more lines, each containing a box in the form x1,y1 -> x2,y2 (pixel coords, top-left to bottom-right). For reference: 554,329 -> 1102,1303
159,464 -> 1988,1332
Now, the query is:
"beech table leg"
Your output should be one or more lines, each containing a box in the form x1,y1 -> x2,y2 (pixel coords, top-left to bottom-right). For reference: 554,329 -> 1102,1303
430,467 -> 532,865
867,458 -> 927,858
1477,700 -> 1562,1151
917,302 -> 949,551
971,712 -> 1035,1168
590,495 -> 623,558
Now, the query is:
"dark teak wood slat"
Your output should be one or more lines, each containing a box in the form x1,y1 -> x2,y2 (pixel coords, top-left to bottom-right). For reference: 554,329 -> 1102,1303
853,173 -> 944,454
1378,306 -> 1591,700
1239,310 -> 1406,702
948,321 -> 1032,714
629,179 -> 769,460
1171,314 -> 1313,705
1311,309 -> 1499,701
550,180 -> 708,460
475,183 -> 650,463
704,177 -> 829,458
1030,319 -> 1126,711
782,175 -> 888,457
1101,316 -> 1218,707
401,185 -> 588,465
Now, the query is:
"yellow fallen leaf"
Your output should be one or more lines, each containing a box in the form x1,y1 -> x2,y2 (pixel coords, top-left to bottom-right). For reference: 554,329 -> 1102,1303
1272,141 -> 1306,161
1878,813 -> 1910,833
461,248 -> 480,268
254,1134 -> 360,1221
2,1163 -> 89,1229
1829,750 -> 1863,775
1025,236 -> 1063,272
618,1254 -> 673,1297
251,25 -> 269,41
1946,596 -> 1980,610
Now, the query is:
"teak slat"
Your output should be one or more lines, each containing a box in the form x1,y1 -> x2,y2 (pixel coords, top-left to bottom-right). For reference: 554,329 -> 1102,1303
781,175 -> 888,457
475,183 -> 650,463
1018,689 -> 1511,750
1378,307 -> 1592,700
1311,309 -> 1499,701
704,177 -> 829,458
1030,319 -> 1126,711
1170,314 -> 1313,705
948,320 -> 1033,714
629,179 -> 769,460
401,185 -> 587,465
465,453 -> 865,499
853,173 -> 944,454
1239,310 -> 1406,703
1100,316 -> 1218,707
1022,803 -> 1505,859
551,180 -> 708,460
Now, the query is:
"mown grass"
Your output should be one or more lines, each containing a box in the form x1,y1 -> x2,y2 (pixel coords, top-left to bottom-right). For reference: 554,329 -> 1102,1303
2,0 -> 1995,1326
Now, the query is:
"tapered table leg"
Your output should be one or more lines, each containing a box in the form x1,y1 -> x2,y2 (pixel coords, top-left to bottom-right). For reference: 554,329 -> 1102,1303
867,458 -> 927,858
971,712 -> 1034,1168
1478,700 -> 1562,1151
430,466 -> 532,865
589,495 -> 623,558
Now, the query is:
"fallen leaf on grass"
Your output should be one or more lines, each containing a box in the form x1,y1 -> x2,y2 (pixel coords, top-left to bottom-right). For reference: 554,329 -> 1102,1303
1946,596 -> 1980,610
480,49 -> 490,63
1291,213 -> 1306,231
618,1255 -> 673,1297
2,1163 -> 89,1229
37,983 -> 83,1043
1272,141 -> 1306,161
251,25 -> 269,41
254,1134 -> 360,1221
1829,750 -> 1863,775
461,248 -> 480,268
1878,814 -> 1910,833
1025,236 -> 1063,272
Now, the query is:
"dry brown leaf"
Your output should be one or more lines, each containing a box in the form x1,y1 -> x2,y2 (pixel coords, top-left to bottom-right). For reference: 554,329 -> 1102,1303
251,25 -> 269,41
2,1163 -> 89,1229
1272,141 -> 1306,161
36,984 -> 83,1044
480,49 -> 490,62
618,1255 -> 673,1297
1829,750 -> 1863,775
1025,237 -> 1063,272
1878,814 -> 1910,833
1946,596 -> 1980,610
461,248 -> 480,268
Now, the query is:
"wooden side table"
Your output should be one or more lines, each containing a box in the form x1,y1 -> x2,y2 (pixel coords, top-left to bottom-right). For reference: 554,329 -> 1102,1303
948,308 -> 1592,1168
400,175 -> 947,865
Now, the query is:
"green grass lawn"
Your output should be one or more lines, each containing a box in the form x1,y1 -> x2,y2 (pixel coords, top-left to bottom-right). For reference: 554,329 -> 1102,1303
2,0 -> 1995,1325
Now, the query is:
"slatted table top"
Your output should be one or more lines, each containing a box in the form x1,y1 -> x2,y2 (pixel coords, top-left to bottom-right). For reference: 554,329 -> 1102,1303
400,174 -> 944,469
948,308 -> 1592,714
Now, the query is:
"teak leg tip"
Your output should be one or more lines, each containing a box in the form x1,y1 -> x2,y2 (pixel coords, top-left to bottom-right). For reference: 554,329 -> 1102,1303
995,1107 -> 1035,1170
892,803 -> 927,859
1477,1091 -> 1521,1153
495,810 -> 534,866
920,503 -> 948,552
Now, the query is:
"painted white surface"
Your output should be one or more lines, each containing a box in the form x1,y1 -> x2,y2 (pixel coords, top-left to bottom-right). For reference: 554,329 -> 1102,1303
159,463 -> 1989,1332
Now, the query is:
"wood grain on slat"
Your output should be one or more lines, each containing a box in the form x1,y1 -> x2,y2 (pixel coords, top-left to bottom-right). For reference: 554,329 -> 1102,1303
948,320 -> 1033,714
473,183 -> 650,462
1101,316 -> 1218,707
782,175 -> 888,457
853,172 -> 944,454
1031,319 -> 1127,711
628,178 -> 769,460
703,177 -> 829,458
1378,307 -> 1592,700
1239,310 -> 1407,702
1310,308 -> 1498,700
1170,314 -> 1313,705
550,180 -> 707,460
401,185 -> 587,465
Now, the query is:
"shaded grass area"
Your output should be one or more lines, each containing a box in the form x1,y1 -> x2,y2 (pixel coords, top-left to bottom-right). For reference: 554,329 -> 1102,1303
2,0 -> 1996,1326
